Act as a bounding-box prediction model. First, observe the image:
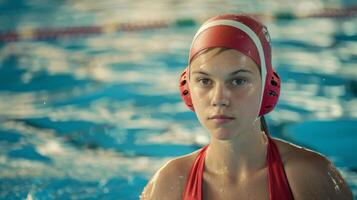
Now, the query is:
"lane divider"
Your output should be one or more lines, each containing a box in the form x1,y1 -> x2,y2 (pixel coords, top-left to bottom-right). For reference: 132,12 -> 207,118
0,21 -> 170,42
1,6 -> 356,43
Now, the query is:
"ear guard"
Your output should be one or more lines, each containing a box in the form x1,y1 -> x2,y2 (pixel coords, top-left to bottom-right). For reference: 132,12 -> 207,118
179,67 -> 194,112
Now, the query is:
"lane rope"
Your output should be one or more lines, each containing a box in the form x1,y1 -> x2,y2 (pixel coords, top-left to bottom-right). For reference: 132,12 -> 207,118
1,6 -> 356,43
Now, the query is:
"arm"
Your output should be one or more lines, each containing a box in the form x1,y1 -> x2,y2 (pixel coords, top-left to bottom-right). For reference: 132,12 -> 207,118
140,177 -> 154,200
140,159 -> 188,200
287,151 -> 353,200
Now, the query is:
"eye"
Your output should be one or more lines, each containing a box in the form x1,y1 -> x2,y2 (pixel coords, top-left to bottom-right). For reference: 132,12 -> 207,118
231,78 -> 247,86
197,78 -> 212,87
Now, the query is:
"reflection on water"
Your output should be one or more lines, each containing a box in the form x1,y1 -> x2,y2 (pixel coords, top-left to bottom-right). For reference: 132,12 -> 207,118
0,0 -> 356,199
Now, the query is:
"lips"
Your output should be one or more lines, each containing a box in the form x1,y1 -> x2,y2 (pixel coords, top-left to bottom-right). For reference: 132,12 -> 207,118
208,115 -> 235,123
209,115 -> 235,119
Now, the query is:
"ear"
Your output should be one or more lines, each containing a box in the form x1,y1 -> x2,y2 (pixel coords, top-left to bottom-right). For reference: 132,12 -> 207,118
179,67 -> 195,112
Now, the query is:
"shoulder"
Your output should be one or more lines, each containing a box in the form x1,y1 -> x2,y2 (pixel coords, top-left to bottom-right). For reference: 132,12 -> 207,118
273,138 -> 353,200
140,149 -> 201,200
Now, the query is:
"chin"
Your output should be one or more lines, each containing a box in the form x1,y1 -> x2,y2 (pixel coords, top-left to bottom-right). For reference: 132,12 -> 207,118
211,128 -> 238,141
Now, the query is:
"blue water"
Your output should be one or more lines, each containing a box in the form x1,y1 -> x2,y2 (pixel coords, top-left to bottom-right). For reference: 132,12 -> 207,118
0,1 -> 356,199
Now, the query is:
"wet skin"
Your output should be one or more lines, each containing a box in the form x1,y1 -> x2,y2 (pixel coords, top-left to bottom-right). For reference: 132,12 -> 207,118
141,49 -> 353,200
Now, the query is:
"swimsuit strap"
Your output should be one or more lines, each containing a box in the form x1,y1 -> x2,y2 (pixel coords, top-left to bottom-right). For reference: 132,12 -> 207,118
183,137 -> 294,200
267,136 -> 294,200
182,145 -> 208,200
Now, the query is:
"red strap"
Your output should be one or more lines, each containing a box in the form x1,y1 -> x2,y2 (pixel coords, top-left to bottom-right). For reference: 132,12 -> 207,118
267,137 -> 294,200
182,145 -> 208,200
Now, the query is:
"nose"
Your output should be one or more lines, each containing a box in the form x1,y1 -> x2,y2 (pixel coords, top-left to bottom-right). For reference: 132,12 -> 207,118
211,83 -> 230,107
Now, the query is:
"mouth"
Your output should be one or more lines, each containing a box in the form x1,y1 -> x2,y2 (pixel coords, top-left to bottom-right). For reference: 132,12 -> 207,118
208,115 -> 235,123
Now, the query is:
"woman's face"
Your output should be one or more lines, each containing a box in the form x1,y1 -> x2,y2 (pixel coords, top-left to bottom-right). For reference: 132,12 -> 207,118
189,48 -> 262,140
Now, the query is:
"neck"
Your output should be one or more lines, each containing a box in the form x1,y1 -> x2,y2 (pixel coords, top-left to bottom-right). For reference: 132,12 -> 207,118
205,129 -> 268,178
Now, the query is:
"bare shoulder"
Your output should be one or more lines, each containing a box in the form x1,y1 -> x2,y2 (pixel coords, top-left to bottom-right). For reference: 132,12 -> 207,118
273,138 -> 353,200
140,148 -> 201,200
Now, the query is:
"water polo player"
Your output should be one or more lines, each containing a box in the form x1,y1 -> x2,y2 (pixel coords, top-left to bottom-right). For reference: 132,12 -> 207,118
141,14 -> 353,200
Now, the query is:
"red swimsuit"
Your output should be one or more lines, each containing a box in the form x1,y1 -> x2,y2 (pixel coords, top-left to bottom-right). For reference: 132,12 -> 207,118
182,136 -> 294,200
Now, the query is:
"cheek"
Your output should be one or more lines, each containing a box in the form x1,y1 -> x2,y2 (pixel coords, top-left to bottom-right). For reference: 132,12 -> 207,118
232,86 -> 261,113
190,86 -> 208,108
190,86 -> 210,123
236,88 -> 260,102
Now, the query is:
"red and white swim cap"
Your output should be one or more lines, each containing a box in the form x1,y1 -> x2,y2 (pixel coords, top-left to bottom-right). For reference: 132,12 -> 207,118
179,14 -> 280,116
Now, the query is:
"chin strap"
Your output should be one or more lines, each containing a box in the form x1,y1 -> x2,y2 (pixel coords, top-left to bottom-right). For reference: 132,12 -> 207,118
260,116 -> 270,136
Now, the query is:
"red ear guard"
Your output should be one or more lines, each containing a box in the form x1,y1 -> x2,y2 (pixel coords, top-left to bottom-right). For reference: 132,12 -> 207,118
179,66 -> 280,116
179,67 -> 194,111
259,69 -> 281,116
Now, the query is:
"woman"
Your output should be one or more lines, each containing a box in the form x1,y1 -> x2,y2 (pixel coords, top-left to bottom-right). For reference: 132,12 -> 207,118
140,14 -> 353,200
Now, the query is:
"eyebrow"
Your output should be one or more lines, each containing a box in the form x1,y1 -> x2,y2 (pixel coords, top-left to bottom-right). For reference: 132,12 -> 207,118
191,69 -> 253,76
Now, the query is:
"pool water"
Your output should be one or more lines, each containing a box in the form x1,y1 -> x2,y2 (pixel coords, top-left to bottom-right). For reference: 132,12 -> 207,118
0,1 -> 356,199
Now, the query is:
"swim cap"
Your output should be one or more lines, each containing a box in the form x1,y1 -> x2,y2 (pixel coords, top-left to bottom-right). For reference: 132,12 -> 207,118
179,14 -> 280,116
